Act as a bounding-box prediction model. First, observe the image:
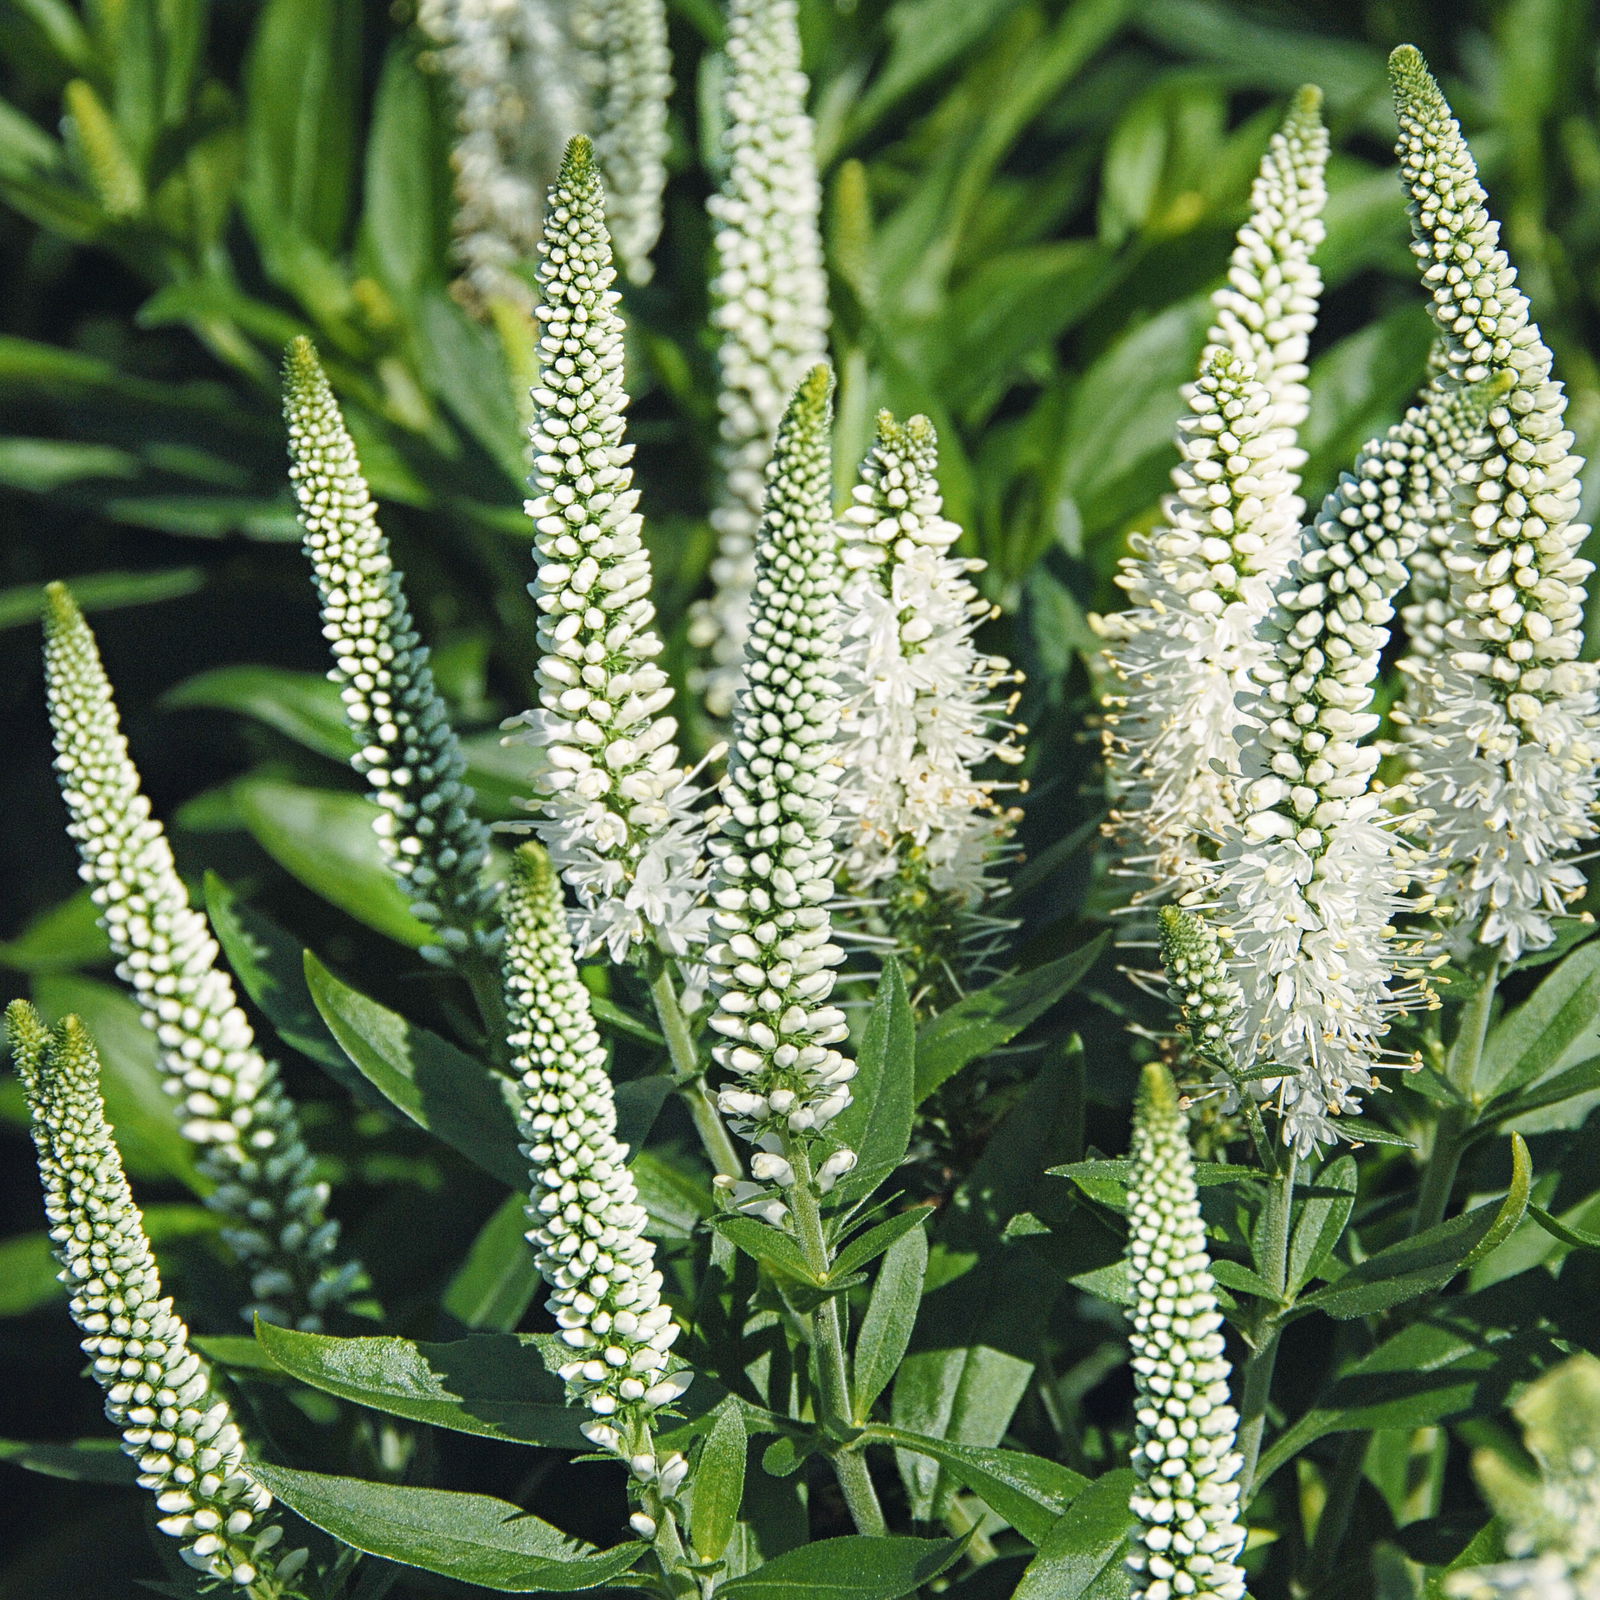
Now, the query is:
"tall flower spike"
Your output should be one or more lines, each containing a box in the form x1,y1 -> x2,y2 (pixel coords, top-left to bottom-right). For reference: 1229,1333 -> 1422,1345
504,138 -> 711,963
1125,1063 -> 1248,1600
500,846 -> 691,1517
1390,46 -> 1600,960
7,1004 -> 304,1596
571,0 -> 672,284
1099,350 -> 1300,894
1208,375 -> 1503,1153
283,339 -> 497,962
43,585 -> 357,1328
417,0 -> 587,312
690,0 -> 830,717
707,367 -> 859,1219
1157,907 -> 1243,1075
834,411 -> 1025,1007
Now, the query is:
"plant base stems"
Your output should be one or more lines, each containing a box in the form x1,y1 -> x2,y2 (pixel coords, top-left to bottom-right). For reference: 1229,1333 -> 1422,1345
648,963 -> 744,1178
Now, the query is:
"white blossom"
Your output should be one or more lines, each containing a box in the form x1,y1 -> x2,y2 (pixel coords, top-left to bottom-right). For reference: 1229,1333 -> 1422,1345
504,138 -> 712,963
834,411 -> 1025,1001
42,585 -> 358,1329
1389,46 -> 1600,961
1125,1062 -> 1247,1600
689,0 -> 830,717
8,1004 -> 304,1596
283,338 -> 497,962
706,367 -> 857,1221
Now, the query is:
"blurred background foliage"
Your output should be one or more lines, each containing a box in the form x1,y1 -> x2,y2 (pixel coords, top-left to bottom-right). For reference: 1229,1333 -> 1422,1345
2,0 -> 1599,1590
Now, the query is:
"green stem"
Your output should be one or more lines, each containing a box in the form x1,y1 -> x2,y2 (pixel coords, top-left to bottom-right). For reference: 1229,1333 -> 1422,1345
648,963 -> 744,1179
462,950 -> 511,1063
1414,960 -> 1499,1236
1237,1150 -> 1297,1500
1303,1431 -> 1366,1580
785,1142 -> 889,1538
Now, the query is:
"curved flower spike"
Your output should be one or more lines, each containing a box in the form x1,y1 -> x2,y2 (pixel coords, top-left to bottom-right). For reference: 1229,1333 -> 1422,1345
691,0 -> 830,717
1125,1062 -> 1248,1600
1389,46 -> 1600,960
505,137 -> 711,963
8,1003 -> 305,1597
283,338 -> 497,963
706,367 -> 858,1219
43,585 -> 357,1328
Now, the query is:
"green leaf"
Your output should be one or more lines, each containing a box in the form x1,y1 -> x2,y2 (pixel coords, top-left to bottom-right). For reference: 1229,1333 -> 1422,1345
832,1208 -> 932,1282
1527,1203 -> 1600,1252
1485,1057 -> 1600,1128
0,567 -> 203,631
1049,1159 -> 1257,1211
632,1149 -> 714,1241
713,1216 -> 825,1288
864,1427 -> 1086,1546
1462,1134 -> 1533,1270
252,1464 -> 643,1591
691,1400 -> 747,1563
715,1535 -> 966,1600
830,959 -> 915,1198
168,665 -> 353,760
0,1437 -> 137,1484
442,1193 -> 541,1332
304,952 -> 525,1186
232,779 -> 433,947
852,1222 -> 928,1421
0,888 -> 109,973
1288,1154 -> 1358,1294
914,936 -> 1106,1102
1480,942 -> 1600,1102
1210,1259 -> 1281,1301
1012,1468 -> 1135,1600
256,1322 -> 585,1447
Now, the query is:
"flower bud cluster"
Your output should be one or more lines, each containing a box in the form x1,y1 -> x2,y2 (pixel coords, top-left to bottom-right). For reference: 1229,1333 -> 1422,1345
1125,1063 -> 1248,1600
43,586 -> 356,1329
501,845 -> 691,1440
835,412 -> 1025,1000
1389,46 -> 1600,959
505,139 -> 712,963
8,1005 -> 303,1596
706,367 -> 857,1221
1157,908 -> 1243,1067
283,339 -> 497,962
690,0 -> 830,718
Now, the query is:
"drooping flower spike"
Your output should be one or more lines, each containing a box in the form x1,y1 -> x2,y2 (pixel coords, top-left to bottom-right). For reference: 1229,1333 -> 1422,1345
690,0 -> 831,718
707,366 -> 859,1222
505,137 -> 712,964
1124,1062 -> 1248,1600
8,1003 -> 304,1597
499,844 -> 690,1533
283,338 -> 498,963
834,410 -> 1025,1007
1389,45 -> 1600,960
42,585 -> 357,1329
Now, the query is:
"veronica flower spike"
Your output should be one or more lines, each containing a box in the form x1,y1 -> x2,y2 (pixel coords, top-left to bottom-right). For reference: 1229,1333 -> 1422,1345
43,585 -> 358,1329
283,338 -> 498,964
506,137 -> 711,966
8,1003 -> 305,1597
499,845 -> 692,1555
1390,46 -> 1600,960
690,0 -> 830,717
1125,1062 -> 1248,1600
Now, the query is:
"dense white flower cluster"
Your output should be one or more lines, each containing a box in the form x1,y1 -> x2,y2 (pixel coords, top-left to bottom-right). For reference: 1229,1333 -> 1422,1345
283,339 -> 497,961
9,1005 -> 302,1596
1209,378 -> 1500,1152
1390,47 -> 1600,961
505,140 -> 711,963
43,586 -> 356,1330
417,0 -> 585,310
571,0 -> 672,284
1100,352 -> 1301,891
690,0 -> 830,717
834,411 -> 1024,998
706,367 -> 858,1223
1125,1063 -> 1248,1600
501,846 -> 690,1494
1157,907 -> 1243,1069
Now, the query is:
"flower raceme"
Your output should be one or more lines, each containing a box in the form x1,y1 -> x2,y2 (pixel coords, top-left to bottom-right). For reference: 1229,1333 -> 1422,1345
283,337 -> 498,963
42,585 -> 356,1329
8,1004 -> 302,1597
506,137 -> 712,965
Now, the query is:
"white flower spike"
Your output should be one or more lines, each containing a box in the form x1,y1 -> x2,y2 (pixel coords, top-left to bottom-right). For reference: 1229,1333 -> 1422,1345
690,0 -> 830,717
1125,1062 -> 1248,1600
8,1003 -> 305,1597
283,338 -> 497,962
707,366 -> 858,1215
1390,46 -> 1600,960
835,411 -> 1025,1004
506,137 -> 711,964
43,585 -> 358,1329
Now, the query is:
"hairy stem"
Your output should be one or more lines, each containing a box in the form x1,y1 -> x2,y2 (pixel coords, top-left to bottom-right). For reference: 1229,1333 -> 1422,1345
648,962 -> 745,1179
1414,961 -> 1500,1235
1239,1149 -> 1297,1499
